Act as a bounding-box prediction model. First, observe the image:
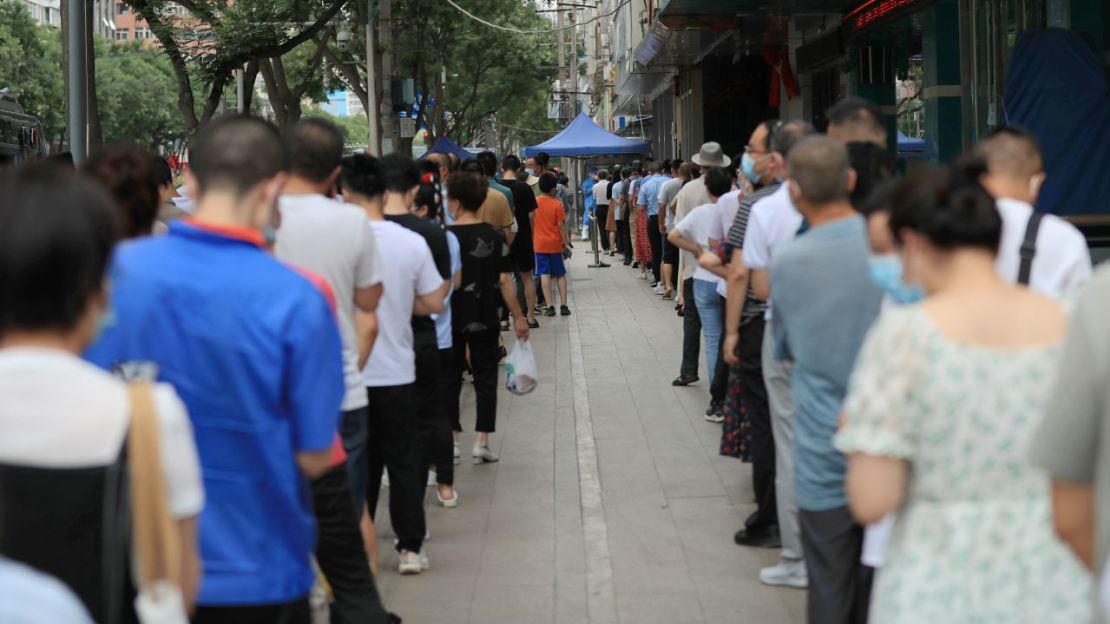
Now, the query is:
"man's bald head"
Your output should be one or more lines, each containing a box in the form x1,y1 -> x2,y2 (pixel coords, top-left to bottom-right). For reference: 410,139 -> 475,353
974,126 -> 1043,181
826,97 -> 887,147
787,135 -> 853,205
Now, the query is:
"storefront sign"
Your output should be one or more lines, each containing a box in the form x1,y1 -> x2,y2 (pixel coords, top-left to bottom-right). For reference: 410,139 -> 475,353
844,0 -> 939,37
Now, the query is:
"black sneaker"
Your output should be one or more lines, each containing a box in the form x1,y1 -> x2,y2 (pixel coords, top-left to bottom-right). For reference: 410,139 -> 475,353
560,305 -> 571,316
734,527 -> 782,549
704,401 -> 723,416
544,306 -> 556,317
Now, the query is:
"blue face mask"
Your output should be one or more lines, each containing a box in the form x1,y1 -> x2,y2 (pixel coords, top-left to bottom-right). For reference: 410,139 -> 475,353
741,153 -> 762,184
867,254 -> 924,304
261,224 -> 278,247
525,168 -> 535,176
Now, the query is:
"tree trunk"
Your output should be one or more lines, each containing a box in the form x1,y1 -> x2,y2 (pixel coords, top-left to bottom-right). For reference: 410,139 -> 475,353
242,60 -> 259,114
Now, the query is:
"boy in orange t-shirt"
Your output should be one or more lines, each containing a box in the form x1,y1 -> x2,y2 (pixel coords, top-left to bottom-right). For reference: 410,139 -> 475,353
532,172 -> 571,316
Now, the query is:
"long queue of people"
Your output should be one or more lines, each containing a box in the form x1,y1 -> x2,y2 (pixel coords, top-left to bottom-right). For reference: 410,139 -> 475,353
0,115 -> 569,623
595,97 -> 1106,622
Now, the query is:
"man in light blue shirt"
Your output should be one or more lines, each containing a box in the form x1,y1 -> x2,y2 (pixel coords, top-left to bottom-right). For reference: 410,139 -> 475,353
637,160 -> 667,284
771,136 -> 882,624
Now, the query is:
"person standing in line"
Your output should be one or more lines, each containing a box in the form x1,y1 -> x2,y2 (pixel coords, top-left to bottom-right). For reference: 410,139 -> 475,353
657,160 -> 689,300
533,172 -> 573,317
668,167 -> 734,424
86,116 -> 341,622
629,164 -> 652,279
2,165 -> 203,623
275,117 -> 383,515
839,163 -> 1092,623
502,155 -> 541,328
275,118 -> 393,624
412,164 -> 462,508
638,160 -> 667,289
447,171 -> 530,466
460,160 -> 514,244
721,120 -> 786,553
582,168 -> 597,241
671,143 -> 724,387
771,136 -> 883,622
341,154 -> 447,576
973,127 -> 1091,296
380,153 -> 454,496
606,167 -> 620,254
613,167 -> 631,263
592,169 -> 611,253
733,121 -> 816,589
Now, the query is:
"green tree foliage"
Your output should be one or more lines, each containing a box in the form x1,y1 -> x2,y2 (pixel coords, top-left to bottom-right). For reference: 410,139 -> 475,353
96,40 -> 187,149
0,1 -> 64,145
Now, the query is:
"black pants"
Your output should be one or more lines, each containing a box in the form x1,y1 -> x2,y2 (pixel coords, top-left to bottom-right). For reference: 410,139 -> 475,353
647,215 -> 662,282
426,347 -> 456,485
365,384 -> 425,553
312,466 -> 391,624
739,317 -> 776,533
680,278 -> 701,378
799,506 -> 871,624
595,205 -> 610,251
449,330 -> 500,433
339,406 -> 369,516
618,218 -> 632,262
193,599 -> 310,624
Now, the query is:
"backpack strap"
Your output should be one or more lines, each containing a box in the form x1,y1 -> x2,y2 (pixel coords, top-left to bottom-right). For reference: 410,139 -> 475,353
1017,211 -> 1044,286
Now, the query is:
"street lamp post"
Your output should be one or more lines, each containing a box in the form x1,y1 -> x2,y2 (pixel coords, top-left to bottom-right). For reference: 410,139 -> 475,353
66,0 -> 87,163
365,0 -> 381,155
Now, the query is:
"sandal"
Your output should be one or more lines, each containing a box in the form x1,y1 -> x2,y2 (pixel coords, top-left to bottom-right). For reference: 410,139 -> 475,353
661,289 -> 674,300
528,319 -> 540,329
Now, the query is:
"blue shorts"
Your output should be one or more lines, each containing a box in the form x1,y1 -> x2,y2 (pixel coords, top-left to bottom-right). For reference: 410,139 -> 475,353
534,252 -> 566,277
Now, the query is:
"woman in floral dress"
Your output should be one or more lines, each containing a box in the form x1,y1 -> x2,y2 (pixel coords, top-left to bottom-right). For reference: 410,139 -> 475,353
834,165 -> 1091,623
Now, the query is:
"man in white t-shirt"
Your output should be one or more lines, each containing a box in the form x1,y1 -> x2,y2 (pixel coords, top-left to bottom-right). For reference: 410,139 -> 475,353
275,117 -> 383,510
739,120 -> 817,589
341,154 -> 447,576
591,170 -> 611,254
974,127 -> 1091,297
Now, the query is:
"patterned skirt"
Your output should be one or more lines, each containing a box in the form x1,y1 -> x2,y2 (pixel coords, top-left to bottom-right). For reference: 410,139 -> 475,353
634,207 -> 652,263
720,362 -> 752,461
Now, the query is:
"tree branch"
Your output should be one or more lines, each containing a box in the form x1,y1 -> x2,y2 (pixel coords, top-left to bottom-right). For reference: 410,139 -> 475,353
293,35 -> 330,100
132,0 -> 199,132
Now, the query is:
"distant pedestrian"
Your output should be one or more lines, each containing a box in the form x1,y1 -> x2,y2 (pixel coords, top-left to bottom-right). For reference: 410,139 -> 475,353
533,172 -> 571,317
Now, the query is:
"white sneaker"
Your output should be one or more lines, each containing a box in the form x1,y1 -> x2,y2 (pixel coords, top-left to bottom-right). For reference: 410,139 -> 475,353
637,273 -> 648,280
435,486 -> 459,508
427,470 -> 437,487
759,559 -> 808,588
398,550 -> 423,575
704,412 -> 725,423
653,284 -> 665,294
472,444 -> 499,464
418,550 -> 430,570
453,442 -> 461,465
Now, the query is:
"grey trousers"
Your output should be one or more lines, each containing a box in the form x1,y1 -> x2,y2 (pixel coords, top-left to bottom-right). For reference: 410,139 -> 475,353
763,321 -> 803,561
799,506 -> 871,624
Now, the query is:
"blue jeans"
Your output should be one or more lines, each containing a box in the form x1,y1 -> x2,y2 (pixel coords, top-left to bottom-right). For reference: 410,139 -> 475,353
692,279 -> 723,386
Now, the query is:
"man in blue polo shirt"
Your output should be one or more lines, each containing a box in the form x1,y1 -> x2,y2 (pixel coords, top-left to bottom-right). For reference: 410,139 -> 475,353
87,115 -> 344,621
637,160 -> 666,286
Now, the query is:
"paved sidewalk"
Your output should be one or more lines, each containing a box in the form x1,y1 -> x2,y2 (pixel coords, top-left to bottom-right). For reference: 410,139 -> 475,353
373,247 -> 805,624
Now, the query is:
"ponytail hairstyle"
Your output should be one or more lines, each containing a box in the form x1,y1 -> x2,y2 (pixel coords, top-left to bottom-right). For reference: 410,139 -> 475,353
888,158 -> 1001,253
415,159 -> 443,222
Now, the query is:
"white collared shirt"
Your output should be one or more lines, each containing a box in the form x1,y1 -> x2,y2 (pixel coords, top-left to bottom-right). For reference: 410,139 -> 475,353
994,198 -> 1091,298
742,183 -> 803,320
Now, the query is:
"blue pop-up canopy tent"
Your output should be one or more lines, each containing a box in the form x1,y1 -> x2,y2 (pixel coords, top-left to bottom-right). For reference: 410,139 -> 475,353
420,135 -> 474,162
896,131 -> 926,153
523,112 -> 650,157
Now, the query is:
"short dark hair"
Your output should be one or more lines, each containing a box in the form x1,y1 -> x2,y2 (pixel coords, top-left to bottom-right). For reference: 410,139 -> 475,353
81,145 -> 160,238
501,154 -> 521,172
447,171 -> 488,212
476,151 -> 498,177
704,167 -> 732,198
620,167 -> 631,180
826,97 -> 886,143
975,125 -> 1043,179
888,161 -> 1001,252
756,119 -> 782,152
458,160 -> 484,176
787,136 -> 852,204
0,165 -> 119,338
858,178 -> 898,218
557,172 -> 569,186
379,152 -> 420,193
340,153 -> 385,199
597,170 -> 609,181
847,141 -> 896,210
188,115 -> 288,198
153,156 -> 173,188
646,160 -> 661,174
539,172 -> 559,193
535,152 -> 551,168
286,117 -> 345,183
771,120 -> 817,159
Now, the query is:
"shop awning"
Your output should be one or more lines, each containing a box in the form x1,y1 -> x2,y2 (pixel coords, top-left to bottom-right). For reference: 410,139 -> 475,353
657,0 -> 845,28
523,112 -> 651,157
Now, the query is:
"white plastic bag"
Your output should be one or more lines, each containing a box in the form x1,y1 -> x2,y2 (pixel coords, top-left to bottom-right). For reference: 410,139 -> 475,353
505,339 -> 538,395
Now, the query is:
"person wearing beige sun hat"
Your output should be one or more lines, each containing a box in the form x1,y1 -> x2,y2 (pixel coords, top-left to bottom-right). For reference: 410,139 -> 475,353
672,141 -> 732,388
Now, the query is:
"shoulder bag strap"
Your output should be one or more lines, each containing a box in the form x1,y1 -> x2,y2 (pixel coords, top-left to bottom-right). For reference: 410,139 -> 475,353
1017,211 -> 1045,286
127,382 -> 182,591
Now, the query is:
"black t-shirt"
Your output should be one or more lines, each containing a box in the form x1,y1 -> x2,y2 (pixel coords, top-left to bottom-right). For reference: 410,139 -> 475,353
385,213 -> 451,341
448,223 -> 512,334
506,179 -> 537,256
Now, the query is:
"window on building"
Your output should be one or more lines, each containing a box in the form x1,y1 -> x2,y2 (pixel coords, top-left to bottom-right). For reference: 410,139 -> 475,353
114,29 -> 129,40
135,27 -> 150,39
117,2 -> 127,14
